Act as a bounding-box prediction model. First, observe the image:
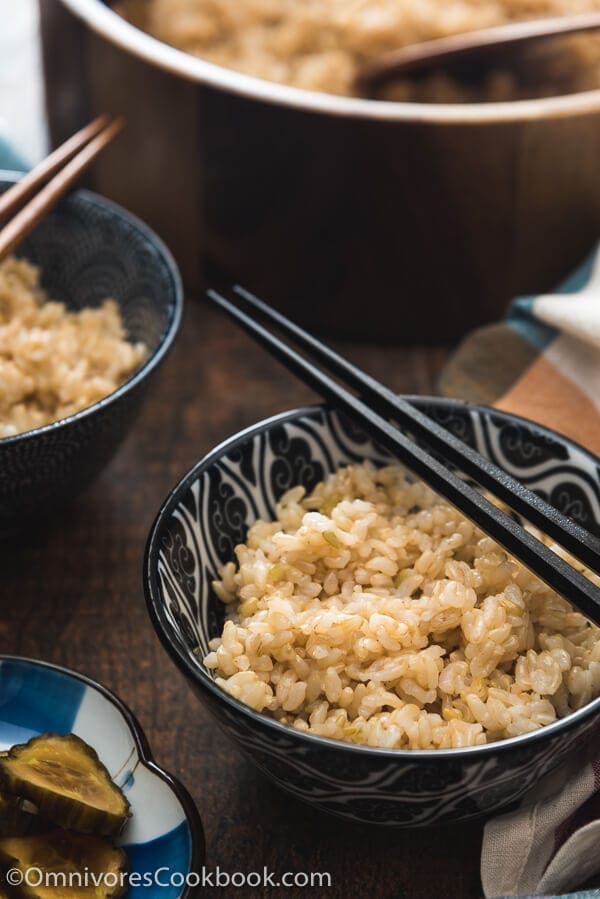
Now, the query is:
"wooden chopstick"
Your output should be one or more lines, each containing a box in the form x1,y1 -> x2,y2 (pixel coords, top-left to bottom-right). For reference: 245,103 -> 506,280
0,115 -> 111,223
207,287 -> 600,626
232,284 -> 600,577
0,117 -> 124,265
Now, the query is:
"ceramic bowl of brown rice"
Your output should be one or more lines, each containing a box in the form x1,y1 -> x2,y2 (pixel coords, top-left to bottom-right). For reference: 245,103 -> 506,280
0,172 -> 182,533
146,400 -> 600,827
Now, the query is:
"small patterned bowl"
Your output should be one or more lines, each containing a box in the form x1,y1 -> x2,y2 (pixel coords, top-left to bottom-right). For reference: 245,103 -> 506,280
145,399 -> 600,828
0,656 -> 204,898
0,172 -> 182,534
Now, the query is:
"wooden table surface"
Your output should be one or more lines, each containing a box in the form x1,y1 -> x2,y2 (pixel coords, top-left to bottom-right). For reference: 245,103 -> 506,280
1,298 -> 489,899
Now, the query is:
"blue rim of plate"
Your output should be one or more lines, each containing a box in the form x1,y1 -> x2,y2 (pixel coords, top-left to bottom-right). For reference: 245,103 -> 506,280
0,171 -> 184,448
0,655 -> 205,898
144,397 -> 600,762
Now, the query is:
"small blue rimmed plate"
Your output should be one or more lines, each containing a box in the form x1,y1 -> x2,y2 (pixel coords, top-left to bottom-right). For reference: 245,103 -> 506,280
0,656 -> 204,897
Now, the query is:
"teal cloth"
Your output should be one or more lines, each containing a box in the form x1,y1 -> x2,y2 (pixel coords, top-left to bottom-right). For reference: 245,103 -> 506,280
512,894 -> 600,898
0,136 -> 26,172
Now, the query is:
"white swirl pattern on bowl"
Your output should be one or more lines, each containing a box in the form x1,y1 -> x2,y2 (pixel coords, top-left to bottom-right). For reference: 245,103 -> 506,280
148,400 -> 600,827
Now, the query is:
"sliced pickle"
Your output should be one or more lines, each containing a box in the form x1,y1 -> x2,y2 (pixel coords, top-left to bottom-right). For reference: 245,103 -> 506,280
0,736 -> 130,838
0,792 -> 46,837
0,830 -> 127,899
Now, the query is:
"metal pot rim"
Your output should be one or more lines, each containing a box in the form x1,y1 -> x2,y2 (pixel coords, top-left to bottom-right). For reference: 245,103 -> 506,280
61,0 -> 600,123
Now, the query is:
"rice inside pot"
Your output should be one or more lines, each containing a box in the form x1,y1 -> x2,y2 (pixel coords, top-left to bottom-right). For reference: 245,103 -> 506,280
117,0 -> 600,100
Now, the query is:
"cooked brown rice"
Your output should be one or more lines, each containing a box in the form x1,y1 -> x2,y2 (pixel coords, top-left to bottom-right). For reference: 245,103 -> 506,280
205,462 -> 600,749
0,257 -> 147,439
117,0 -> 600,101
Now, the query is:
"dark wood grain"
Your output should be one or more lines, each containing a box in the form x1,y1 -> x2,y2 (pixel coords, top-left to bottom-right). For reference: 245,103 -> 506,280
0,299 -> 488,899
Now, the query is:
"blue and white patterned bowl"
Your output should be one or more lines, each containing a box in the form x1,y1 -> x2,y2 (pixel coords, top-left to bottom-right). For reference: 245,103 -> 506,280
0,172 -> 182,533
0,656 -> 204,897
145,399 -> 600,828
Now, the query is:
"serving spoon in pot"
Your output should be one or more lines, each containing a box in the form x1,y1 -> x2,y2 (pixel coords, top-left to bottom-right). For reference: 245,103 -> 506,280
357,12 -> 600,97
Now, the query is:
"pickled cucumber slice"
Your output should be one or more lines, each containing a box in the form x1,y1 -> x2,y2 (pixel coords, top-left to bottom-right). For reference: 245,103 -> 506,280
0,792 -> 45,837
0,736 -> 130,838
0,830 -> 127,899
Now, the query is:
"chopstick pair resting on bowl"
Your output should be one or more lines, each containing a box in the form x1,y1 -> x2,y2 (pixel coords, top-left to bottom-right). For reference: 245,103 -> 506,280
207,286 -> 600,627
0,114 -> 124,261
0,117 -> 183,532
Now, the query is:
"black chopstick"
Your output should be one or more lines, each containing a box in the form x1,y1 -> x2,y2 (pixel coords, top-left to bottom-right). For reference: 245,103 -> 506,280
232,285 -> 600,578
207,287 -> 600,626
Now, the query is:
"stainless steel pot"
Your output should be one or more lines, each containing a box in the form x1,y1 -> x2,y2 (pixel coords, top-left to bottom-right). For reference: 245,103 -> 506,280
40,0 -> 600,340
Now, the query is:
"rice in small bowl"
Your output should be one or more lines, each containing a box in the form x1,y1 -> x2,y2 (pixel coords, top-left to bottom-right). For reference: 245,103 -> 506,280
145,401 -> 600,826
0,256 -> 147,440
0,173 -> 182,532
205,462 -> 600,751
